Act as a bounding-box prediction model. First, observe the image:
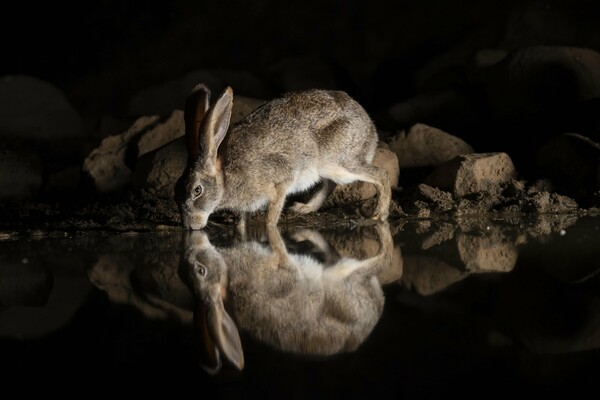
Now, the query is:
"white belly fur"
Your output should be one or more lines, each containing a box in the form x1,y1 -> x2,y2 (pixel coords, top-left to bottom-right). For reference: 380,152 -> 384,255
288,167 -> 321,194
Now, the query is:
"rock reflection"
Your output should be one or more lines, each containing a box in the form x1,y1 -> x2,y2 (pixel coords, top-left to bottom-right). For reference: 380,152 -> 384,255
400,214 -> 582,297
0,259 -> 52,308
0,235 -> 93,339
399,221 -> 522,295
180,223 -> 395,373
88,233 -> 192,322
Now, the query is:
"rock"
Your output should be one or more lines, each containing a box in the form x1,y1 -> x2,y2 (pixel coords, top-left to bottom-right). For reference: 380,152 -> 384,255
484,46 -> 600,117
404,184 -> 455,216
133,137 -> 187,198
522,191 -> 578,214
92,115 -> 134,139
387,123 -> 474,168
536,133 -> 600,199
425,152 -> 517,198
376,91 -> 476,131
83,115 -> 158,193
0,145 -> 43,200
472,49 -> 509,68
501,1 -> 600,53
0,75 -> 86,139
133,97 -> 265,198
127,69 -> 269,116
326,147 -> 399,206
457,232 -> 518,273
83,111 -> 183,193
136,111 -> 184,155
45,166 -> 81,196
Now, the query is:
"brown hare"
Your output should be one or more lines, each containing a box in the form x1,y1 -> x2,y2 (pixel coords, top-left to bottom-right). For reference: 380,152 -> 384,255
176,84 -> 391,230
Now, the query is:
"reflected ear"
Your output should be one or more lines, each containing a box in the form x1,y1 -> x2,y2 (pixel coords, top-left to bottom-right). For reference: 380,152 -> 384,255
200,87 -> 233,167
185,83 -> 211,162
194,302 -> 222,374
205,287 -> 244,371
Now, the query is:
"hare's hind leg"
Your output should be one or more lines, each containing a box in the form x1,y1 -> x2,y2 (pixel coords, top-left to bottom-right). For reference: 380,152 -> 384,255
354,164 -> 390,221
327,164 -> 391,221
290,179 -> 336,214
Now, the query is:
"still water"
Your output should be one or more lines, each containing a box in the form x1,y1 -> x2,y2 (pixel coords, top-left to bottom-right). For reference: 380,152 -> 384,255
1,215 -> 599,397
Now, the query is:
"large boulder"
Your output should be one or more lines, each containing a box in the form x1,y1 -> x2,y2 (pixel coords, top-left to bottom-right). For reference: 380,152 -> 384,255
425,152 -> 517,198
0,145 -> 43,200
387,123 -> 474,168
484,46 -> 600,118
375,91 -> 476,131
501,1 -> 600,52
0,75 -> 85,139
83,111 -> 183,193
536,133 -> 600,199
133,137 -> 187,198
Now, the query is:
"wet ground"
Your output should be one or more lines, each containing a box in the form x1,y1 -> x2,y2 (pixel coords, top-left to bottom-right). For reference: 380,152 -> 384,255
1,214 -> 599,397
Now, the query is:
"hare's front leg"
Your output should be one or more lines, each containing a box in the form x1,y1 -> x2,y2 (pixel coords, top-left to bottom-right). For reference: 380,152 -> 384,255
290,179 -> 336,214
266,182 -> 289,226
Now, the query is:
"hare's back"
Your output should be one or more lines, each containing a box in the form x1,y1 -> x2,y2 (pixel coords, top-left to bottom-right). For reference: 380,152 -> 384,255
229,90 -> 371,142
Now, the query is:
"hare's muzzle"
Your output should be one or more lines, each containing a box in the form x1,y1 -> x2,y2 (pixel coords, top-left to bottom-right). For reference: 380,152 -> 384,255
183,211 -> 209,230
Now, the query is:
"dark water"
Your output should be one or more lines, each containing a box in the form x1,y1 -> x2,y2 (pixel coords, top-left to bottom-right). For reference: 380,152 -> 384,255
1,215 -> 599,397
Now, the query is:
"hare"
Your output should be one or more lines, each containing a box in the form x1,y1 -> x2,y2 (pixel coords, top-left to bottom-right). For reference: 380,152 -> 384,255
175,83 -> 391,230
179,223 -> 393,372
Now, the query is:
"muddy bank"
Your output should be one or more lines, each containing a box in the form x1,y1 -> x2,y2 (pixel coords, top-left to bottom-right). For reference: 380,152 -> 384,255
0,181 -> 596,233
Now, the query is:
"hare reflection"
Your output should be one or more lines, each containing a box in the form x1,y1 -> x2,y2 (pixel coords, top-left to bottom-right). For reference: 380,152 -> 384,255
180,223 -> 393,373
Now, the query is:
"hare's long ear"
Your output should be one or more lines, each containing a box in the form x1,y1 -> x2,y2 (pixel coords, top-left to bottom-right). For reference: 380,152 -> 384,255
195,285 -> 244,372
185,83 -> 211,162
194,302 -> 222,374
200,87 -> 233,168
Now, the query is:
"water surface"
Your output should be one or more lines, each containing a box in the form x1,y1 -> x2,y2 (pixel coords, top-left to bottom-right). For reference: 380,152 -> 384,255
1,215 -> 599,397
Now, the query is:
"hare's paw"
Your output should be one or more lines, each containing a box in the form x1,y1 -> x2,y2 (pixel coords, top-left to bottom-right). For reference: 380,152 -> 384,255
370,209 -> 389,222
290,202 -> 317,214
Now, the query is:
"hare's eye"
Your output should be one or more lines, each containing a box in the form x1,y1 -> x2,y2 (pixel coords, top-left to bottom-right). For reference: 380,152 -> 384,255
193,185 -> 203,197
197,264 -> 207,277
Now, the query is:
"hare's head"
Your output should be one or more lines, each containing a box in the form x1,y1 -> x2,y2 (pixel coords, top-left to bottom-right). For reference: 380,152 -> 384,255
179,230 -> 243,374
176,84 -> 234,230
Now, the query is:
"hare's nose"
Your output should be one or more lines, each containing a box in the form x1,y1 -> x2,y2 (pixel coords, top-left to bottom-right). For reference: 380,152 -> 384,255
187,212 -> 208,230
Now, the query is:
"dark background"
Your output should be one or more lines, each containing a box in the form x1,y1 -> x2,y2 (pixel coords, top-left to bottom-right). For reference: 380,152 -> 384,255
3,0 -> 598,117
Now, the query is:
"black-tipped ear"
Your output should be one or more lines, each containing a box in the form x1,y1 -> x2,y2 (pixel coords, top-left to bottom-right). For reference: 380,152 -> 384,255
185,83 -> 211,162
200,87 -> 233,166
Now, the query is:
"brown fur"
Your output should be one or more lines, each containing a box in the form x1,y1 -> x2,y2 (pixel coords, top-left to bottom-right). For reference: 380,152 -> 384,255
177,85 -> 391,230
